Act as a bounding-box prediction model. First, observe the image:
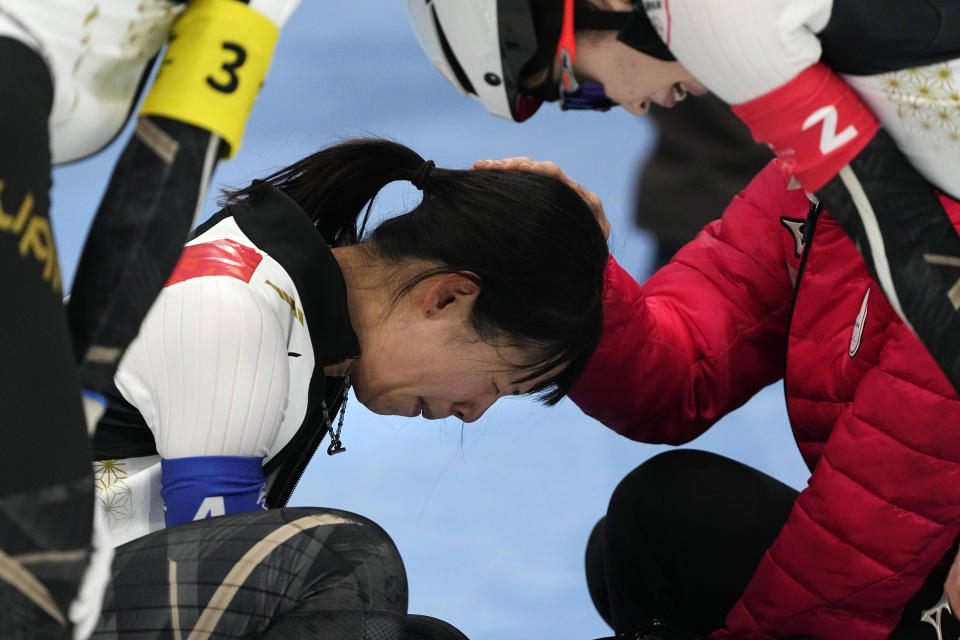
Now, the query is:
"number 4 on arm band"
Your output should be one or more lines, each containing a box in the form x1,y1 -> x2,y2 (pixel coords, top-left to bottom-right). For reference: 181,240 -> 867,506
139,0 -> 280,158
161,456 -> 269,527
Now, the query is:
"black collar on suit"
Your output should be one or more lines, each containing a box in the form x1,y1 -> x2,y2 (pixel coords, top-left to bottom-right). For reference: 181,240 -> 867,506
196,186 -> 361,368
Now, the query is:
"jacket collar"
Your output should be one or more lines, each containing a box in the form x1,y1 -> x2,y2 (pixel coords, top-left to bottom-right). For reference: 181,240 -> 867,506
196,186 -> 361,366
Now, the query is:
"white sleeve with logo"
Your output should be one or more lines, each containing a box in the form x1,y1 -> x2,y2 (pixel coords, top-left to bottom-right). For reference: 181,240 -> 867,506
114,276 -> 290,459
647,0 -> 832,104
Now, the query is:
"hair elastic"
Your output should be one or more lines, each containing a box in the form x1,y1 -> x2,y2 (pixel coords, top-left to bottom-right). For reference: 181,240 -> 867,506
412,160 -> 435,190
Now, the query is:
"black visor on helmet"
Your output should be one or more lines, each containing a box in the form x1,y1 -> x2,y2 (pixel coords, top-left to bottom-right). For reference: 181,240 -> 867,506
496,0 -> 548,121
505,2 -> 654,104
495,1 -> 671,118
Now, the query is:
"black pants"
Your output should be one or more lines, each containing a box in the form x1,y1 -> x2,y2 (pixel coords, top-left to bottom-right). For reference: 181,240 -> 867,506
94,507 -> 469,640
585,450 -> 958,639
0,37 -> 95,639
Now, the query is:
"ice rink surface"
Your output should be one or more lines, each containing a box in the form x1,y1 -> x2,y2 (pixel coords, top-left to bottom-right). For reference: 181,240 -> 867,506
51,2 -> 811,638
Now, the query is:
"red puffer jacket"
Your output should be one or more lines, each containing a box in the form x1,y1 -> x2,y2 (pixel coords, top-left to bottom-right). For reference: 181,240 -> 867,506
569,159 -> 960,640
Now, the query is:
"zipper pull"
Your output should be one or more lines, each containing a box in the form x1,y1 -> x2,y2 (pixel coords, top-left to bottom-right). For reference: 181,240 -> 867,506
803,202 -> 821,245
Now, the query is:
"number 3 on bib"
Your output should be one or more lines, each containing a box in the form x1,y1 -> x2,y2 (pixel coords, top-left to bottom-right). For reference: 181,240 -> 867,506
206,42 -> 247,94
139,0 -> 280,158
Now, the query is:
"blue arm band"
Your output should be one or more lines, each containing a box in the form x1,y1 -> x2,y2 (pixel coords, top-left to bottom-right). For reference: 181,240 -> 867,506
160,455 -> 267,527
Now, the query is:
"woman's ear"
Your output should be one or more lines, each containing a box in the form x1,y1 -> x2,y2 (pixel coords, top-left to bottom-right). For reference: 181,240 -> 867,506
422,272 -> 481,316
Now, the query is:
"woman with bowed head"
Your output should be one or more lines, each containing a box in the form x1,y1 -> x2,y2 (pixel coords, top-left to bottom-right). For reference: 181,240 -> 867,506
92,137 -> 608,545
81,137 -> 608,639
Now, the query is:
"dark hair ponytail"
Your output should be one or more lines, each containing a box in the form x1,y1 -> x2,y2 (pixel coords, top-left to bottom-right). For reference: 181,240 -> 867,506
225,139 -> 428,247
224,138 -> 608,405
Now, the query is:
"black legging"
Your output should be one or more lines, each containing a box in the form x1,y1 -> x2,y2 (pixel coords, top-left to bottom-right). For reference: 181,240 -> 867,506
94,507 -> 468,640
586,449 -> 958,639
0,37 -> 94,640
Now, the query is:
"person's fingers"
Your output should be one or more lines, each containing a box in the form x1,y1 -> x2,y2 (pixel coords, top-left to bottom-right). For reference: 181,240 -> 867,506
472,157 -> 533,170
472,157 -> 611,240
516,159 -> 559,171
515,160 -> 567,183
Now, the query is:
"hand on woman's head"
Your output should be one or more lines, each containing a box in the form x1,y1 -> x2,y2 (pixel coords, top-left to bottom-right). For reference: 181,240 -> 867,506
473,158 -> 610,240
239,138 -> 607,410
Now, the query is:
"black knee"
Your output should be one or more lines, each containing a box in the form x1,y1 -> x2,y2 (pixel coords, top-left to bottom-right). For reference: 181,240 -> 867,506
607,449 -> 754,530
597,450 -> 797,636
272,508 -> 408,639
403,614 -> 470,640
585,517 -> 614,627
106,508 -> 411,639
294,507 -> 408,614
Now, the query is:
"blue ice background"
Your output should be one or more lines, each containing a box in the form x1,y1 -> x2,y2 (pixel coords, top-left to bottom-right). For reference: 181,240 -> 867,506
50,2 -> 811,638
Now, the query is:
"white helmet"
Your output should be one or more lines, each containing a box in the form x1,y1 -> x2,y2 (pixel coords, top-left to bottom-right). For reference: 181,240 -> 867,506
406,0 -> 642,122
405,0 -> 554,122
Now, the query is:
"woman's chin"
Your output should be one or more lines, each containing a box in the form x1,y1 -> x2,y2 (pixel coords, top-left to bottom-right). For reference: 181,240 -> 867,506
363,398 -> 422,418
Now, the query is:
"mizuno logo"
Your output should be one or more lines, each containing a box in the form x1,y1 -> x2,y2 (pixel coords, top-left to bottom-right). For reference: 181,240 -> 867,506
780,216 -> 806,258
802,105 -> 858,154
849,288 -> 870,358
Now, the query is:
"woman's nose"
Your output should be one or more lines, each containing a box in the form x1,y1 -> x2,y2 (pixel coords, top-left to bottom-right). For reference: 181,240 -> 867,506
451,395 -> 497,423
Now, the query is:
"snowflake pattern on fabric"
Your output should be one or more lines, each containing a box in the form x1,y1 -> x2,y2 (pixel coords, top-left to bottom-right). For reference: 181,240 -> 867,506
94,459 -> 126,489
94,459 -> 135,526
882,64 -> 960,147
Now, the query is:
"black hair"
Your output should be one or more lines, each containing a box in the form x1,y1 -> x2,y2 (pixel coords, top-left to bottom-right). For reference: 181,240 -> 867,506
223,138 -> 608,405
